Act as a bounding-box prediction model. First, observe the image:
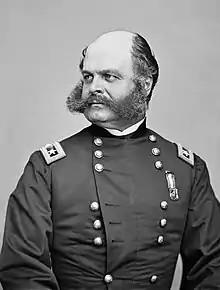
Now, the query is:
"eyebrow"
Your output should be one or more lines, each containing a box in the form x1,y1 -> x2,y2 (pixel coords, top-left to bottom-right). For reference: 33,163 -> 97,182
81,69 -> 124,78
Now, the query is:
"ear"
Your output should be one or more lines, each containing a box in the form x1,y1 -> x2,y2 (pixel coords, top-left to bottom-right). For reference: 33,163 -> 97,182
144,77 -> 153,95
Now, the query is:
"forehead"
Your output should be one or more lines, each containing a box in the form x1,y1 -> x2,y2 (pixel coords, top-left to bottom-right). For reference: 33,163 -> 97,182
83,37 -> 133,76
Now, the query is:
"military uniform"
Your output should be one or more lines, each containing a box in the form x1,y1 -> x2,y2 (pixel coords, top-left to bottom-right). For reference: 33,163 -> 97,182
0,121 -> 220,289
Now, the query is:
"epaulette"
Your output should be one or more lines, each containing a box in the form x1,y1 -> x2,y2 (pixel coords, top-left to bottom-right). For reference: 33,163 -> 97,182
176,143 -> 194,166
40,141 -> 66,165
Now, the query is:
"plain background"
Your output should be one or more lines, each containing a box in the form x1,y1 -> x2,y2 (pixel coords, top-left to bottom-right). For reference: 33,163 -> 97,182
0,1 -> 220,289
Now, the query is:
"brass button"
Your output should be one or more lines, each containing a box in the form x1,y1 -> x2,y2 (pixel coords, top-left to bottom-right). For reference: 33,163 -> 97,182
90,201 -> 99,211
149,134 -> 157,142
160,218 -> 167,227
150,275 -> 158,283
94,150 -> 103,159
152,148 -> 160,156
94,137 -> 103,146
104,274 -> 113,284
160,201 -> 168,210
157,235 -> 164,244
93,220 -> 102,229
93,237 -> 103,246
95,163 -> 104,172
155,160 -> 163,169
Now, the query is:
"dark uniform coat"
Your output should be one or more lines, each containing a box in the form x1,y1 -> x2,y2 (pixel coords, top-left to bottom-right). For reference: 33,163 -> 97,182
0,122 -> 220,289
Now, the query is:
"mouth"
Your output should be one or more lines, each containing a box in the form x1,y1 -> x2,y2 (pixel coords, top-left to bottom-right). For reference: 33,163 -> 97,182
88,101 -> 105,107
90,103 -> 105,108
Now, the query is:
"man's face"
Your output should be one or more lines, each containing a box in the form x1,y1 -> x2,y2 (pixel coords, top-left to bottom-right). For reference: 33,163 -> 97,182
81,45 -> 137,123
67,36 -> 147,126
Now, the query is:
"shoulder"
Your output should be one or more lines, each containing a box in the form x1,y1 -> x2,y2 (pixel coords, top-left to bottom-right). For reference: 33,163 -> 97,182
148,129 -> 210,191
36,125 -> 92,165
148,129 -> 198,168
39,141 -> 66,165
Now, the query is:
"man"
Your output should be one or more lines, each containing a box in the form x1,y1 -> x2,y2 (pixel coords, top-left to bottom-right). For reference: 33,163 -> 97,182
0,30 -> 220,289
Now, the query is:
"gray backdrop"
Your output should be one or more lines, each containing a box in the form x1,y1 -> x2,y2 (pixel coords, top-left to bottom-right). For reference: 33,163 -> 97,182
1,1 -> 220,289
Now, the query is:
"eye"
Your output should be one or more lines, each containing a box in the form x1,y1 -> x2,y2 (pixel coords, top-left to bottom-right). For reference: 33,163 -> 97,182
103,74 -> 118,82
83,74 -> 93,83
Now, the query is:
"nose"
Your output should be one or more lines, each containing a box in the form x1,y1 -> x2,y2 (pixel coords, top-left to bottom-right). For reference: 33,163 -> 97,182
89,75 -> 104,95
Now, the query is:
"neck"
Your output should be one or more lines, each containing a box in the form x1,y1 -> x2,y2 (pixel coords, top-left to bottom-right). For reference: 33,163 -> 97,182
93,115 -> 146,132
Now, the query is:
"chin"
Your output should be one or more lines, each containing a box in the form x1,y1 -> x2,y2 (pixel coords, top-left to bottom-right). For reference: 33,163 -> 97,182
84,107 -> 115,123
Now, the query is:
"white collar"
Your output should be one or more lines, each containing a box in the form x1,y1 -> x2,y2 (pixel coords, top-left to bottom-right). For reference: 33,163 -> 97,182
105,118 -> 145,136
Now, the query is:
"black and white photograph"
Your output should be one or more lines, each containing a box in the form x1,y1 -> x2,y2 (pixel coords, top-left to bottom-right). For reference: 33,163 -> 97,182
0,1 -> 220,289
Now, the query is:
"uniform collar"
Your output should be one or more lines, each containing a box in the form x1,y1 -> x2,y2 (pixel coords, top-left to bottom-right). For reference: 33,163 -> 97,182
105,118 -> 145,136
89,118 -> 147,139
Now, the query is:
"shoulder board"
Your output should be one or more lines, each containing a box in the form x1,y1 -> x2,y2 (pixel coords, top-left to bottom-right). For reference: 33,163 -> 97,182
40,141 -> 66,165
176,143 -> 194,166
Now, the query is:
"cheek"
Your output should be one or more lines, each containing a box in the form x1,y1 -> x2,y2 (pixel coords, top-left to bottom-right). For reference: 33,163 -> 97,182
105,83 -> 124,95
82,85 -> 89,98
106,82 -> 134,100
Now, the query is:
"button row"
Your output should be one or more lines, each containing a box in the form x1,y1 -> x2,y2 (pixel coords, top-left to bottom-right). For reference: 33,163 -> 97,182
103,274 -> 158,284
90,200 -> 160,285
90,200 -> 168,215
93,227 -> 166,246
159,202 -> 167,245
90,202 -> 103,246
94,159 -> 163,172
148,134 -> 162,173
94,136 -> 163,173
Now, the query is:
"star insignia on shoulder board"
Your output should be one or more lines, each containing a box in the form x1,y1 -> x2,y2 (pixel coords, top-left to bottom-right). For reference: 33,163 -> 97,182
40,141 -> 66,164
176,143 -> 194,166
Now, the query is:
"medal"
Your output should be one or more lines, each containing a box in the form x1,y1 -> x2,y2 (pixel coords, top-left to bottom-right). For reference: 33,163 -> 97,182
165,171 -> 179,201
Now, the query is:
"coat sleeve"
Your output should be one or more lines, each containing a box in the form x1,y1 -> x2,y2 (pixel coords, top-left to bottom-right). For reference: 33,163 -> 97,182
180,155 -> 220,290
0,151 -> 59,290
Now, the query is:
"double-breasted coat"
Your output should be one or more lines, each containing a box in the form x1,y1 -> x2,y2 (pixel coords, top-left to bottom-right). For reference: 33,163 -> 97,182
0,121 -> 220,289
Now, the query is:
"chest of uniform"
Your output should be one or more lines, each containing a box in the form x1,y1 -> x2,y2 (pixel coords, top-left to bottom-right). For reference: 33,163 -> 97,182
51,136 -> 191,244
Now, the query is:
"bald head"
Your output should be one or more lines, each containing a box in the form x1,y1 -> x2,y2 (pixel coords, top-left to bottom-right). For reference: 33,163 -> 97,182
81,31 -> 134,82
79,30 -> 159,104
88,30 -> 134,56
